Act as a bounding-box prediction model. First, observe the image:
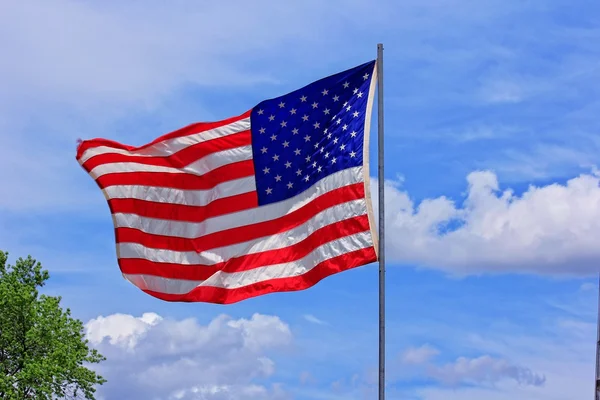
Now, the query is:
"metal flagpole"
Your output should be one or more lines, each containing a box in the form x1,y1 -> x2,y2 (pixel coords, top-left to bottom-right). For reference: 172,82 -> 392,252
377,42 -> 386,400
595,273 -> 600,400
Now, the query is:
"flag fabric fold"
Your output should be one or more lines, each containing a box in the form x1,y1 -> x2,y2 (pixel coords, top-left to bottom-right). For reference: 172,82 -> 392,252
76,60 -> 379,304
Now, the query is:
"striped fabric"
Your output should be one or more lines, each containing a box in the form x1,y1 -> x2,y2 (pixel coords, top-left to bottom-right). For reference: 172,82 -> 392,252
76,61 -> 379,304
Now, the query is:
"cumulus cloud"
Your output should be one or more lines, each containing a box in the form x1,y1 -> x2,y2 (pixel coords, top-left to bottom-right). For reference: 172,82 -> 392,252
374,169 -> 600,275
85,312 -> 292,400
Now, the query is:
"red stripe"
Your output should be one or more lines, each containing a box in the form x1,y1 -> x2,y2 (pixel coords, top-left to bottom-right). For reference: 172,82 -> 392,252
118,215 -> 371,280
115,183 -> 365,252
82,131 -> 251,170
139,247 -> 377,304
108,191 -> 258,223
76,110 -> 251,160
94,160 -> 255,190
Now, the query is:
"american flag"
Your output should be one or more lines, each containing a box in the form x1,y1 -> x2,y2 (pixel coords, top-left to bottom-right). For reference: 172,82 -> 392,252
76,60 -> 379,304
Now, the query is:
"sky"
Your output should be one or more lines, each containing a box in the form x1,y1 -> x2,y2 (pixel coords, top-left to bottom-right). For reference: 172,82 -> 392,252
1,0 -> 600,399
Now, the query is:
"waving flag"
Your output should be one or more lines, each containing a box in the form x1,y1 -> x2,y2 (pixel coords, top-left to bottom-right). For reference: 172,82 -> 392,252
76,60 -> 379,304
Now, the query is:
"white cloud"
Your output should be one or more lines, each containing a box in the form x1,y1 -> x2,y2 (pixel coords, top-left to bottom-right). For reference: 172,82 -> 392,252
427,355 -> 545,387
401,344 -> 440,365
397,344 -> 544,388
374,169 -> 600,275
86,312 -> 162,350
303,314 -> 327,325
84,312 -> 292,400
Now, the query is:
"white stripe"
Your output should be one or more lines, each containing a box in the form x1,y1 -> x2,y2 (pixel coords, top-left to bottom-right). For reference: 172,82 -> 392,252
113,166 -> 364,239
88,145 -> 253,179
117,198 -> 368,265
122,231 -> 373,293
78,117 -> 251,164
104,176 -> 256,206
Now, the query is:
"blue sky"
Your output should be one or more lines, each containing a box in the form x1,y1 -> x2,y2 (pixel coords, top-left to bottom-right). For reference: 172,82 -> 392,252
1,0 -> 600,399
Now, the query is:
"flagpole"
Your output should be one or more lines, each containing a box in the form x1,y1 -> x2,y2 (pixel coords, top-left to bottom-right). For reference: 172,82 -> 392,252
595,273 -> 600,400
376,42 -> 386,400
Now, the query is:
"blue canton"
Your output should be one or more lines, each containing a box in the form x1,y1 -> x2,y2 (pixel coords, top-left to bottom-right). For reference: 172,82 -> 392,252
251,60 -> 376,206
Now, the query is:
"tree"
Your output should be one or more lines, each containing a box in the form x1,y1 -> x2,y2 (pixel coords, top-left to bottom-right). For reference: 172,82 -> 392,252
0,250 -> 106,399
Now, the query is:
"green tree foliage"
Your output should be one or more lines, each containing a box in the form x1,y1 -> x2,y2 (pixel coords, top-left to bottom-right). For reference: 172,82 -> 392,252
0,251 -> 106,399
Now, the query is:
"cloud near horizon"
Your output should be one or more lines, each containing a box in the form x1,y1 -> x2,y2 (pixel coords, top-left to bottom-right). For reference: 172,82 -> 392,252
399,345 -> 545,387
85,312 -> 293,400
373,168 -> 600,276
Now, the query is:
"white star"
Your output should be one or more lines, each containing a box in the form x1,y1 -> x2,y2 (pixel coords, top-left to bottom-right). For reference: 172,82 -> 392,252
275,175 -> 282,182
343,81 -> 350,88
357,91 -> 363,98
273,154 -> 280,161
340,144 -> 346,151
343,101 -> 348,107
294,148 -> 301,155
342,124 -> 348,131
353,88 -> 359,94
280,120 -> 287,128
333,95 -> 339,102
324,152 -> 329,158
346,105 -> 351,111
314,143 -> 319,149
320,147 -> 324,153
336,118 -> 342,125
269,115 -> 275,121
257,109 -> 264,115
327,133 -> 332,139
331,157 -> 337,164
350,151 -> 356,158
317,166 -> 322,172
278,101 -> 285,108
270,134 -> 277,141
261,146 -> 268,154
300,95 -> 307,102
287,182 -> 293,189
304,134 -> 311,142
266,187 -> 272,195
333,137 -> 339,144
305,155 -> 311,162
313,122 -> 320,129
259,127 -> 266,134
296,169 -> 302,176
353,111 -> 359,117
282,140 -> 290,148
285,161 -> 292,168
350,131 -> 357,137
263,167 -> 270,174
363,73 -> 369,80
324,108 -> 330,115
292,128 -> 299,135
304,175 -> 310,182
322,89 -> 329,96
290,108 -> 297,115
311,102 -> 318,109
312,161 -> 317,168
324,128 -> 328,134
302,115 -> 309,122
